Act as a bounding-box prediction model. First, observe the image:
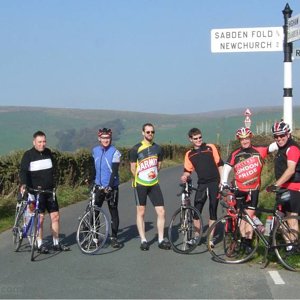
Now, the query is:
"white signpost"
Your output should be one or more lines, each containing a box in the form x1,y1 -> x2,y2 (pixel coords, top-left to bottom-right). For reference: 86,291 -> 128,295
211,27 -> 283,53
287,13 -> 300,43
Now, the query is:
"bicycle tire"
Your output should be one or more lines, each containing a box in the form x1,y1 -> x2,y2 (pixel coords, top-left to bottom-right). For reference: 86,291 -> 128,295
168,206 -> 203,254
30,211 -> 39,261
76,206 -> 109,254
273,215 -> 300,272
207,215 -> 258,264
13,202 -> 26,252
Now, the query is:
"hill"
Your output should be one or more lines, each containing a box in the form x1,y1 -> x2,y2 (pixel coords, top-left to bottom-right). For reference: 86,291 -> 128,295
0,105 -> 299,155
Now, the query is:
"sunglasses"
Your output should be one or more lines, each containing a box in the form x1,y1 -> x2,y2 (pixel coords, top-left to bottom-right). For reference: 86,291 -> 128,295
192,136 -> 202,141
145,131 -> 155,134
273,134 -> 287,139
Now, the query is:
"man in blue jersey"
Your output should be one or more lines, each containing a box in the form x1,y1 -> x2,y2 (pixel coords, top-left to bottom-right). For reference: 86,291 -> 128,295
91,128 -> 122,248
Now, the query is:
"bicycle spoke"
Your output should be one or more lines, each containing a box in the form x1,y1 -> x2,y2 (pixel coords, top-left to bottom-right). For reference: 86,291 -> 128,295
274,215 -> 300,271
168,207 -> 203,254
76,207 -> 109,254
207,215 -> 258,264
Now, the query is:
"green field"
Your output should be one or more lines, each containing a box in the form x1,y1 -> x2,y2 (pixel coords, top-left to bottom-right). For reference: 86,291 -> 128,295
1,105 -> 299,155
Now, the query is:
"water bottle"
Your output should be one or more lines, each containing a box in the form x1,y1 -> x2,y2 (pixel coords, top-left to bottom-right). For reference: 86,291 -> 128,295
252,216 -> 265,233
264,216 -> 273,237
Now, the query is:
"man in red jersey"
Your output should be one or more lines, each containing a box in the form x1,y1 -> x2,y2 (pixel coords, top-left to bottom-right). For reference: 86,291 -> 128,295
222,127 -> 277,252
267,121 -> 300,252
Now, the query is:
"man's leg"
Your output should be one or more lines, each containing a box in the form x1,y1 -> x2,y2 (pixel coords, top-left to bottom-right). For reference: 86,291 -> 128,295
50,211 -> 70,251
50,211 -> 60,241
136,205 -> 146,241
155,206 -> 165,242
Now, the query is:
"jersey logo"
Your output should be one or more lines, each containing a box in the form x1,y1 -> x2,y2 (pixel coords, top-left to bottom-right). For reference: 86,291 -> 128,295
234,155 -> 263,187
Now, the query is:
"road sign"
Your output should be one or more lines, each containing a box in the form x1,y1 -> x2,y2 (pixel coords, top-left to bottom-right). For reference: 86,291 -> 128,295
288,13 -> 300,43
292,48 -> 300,59
211,27 -> 283,53
244,108 -> 252,116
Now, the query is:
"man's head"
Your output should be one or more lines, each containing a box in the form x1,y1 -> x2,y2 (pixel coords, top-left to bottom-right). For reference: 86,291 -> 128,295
188,128 -> 203,148
33,131 -> 47,152
98,128 -> 112,147
142,123 -> 155,142
236,127 -> 253,149
272,121 -> 291,147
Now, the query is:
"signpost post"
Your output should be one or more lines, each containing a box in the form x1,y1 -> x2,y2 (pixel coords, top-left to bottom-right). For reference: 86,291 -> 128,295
283,4 -> 294,130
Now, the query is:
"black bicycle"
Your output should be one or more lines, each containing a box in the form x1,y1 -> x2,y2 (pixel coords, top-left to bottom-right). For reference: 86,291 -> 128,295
168,179 -> 203,254
207,187 -> 300,271
76,185 -> 110,254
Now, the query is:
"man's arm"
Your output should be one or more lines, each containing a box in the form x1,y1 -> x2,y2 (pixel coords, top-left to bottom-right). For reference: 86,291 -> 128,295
275,160 -> 297,186
130,162 -> 137,177
221,163 -> 232,185
108,162 -> 120,187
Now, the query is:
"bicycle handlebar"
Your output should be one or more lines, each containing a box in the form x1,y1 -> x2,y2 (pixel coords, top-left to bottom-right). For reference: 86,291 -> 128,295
26,187 -> 55,194
177,182 -> 199,197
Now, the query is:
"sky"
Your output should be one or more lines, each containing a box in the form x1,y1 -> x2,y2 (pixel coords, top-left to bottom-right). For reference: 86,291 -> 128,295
1,0 -> 300,114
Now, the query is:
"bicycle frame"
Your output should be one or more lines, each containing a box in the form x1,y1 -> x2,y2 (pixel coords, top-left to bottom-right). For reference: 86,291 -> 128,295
224,188 -> 296,267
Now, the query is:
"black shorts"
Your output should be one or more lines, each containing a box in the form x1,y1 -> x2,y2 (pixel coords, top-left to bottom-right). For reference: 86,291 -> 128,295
234,189 -> 259,208
281,190 -> 300,213
34,191 -> 59,214
134,183 -> 164,207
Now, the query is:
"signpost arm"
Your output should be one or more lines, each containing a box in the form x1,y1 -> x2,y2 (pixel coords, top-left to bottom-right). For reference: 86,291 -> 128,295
282,3 -> 293,130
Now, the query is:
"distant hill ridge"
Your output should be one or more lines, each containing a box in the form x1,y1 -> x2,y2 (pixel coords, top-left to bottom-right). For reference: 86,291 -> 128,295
0,105 -> 299,156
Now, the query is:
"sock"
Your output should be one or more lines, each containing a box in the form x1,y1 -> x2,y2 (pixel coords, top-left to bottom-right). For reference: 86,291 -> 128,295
158,238 -> 164,244
141,238 -> 147,243
53,237 -> 59,246
37,238 -> 42,248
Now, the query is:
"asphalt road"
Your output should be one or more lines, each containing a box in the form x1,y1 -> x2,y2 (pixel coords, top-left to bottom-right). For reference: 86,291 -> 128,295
0,166 -> 299,299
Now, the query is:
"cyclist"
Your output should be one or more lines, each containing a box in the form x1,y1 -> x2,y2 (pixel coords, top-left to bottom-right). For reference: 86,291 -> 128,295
180,128 -> 224,247
129,123 -> 171,251
221,127 -> 277,252
90,128 -> 122,248
267,121 -> 300,251
19,131 -> 70,253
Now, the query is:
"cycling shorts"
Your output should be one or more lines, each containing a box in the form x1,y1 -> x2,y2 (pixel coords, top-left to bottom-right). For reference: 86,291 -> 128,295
234,189 -> 259,208
282,190 -> 300,213
36,192 -> 59,214
134,183 -> 164,207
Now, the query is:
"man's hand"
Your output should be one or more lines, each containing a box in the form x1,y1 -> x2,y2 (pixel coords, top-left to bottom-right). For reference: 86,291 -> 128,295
266,184 -> 280,193
181,173 -> 191,183
104,186 -> 112,194
220,183 -> 230,191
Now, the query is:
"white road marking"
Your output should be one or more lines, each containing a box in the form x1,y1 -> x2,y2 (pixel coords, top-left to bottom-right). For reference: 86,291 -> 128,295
268,271 -> 285,285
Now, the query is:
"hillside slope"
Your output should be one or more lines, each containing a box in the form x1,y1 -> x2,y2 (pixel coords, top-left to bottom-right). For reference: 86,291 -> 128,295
0,106 -> 299,155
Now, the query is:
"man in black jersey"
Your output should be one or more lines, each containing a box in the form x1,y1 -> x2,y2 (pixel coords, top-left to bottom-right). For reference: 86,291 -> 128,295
19,131 -> 70,253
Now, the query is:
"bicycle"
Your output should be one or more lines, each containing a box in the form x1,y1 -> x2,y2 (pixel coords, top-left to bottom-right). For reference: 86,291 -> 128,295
207,187 -> 300,271
76,185 -> 110,254
12,187 -> 55,261
168,179 -> 203,254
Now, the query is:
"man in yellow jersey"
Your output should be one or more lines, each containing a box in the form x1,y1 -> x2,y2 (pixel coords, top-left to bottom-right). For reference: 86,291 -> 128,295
129,123 -> 171,251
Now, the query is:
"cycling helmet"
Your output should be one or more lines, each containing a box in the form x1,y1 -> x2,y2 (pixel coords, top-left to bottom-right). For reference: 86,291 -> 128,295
272,121 -> 290,136
98,128 -> 112,138
235,127 -> 253,139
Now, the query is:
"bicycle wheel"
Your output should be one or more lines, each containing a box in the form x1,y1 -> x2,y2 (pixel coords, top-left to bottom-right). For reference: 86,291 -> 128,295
207,215 -> 258,264
273,215 -> 300,271
13,202 -> 26,251
76,206 -> 109,254
30,212 -> 39,261
168,206 -> 203,254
